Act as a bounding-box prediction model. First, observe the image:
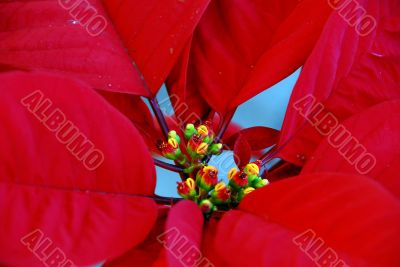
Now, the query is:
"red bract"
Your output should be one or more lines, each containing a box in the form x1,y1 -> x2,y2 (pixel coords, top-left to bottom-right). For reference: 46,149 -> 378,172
0,0 -> 148,96
278,0 -> 400,166
302,100 -> 400,198
103,0 -> 211,95
173,0 -> 333,115
225,126 -> 280,151
0,72 -> 157,266
166,38 -> 211,126
105,174 -> 400,267
233,134 -> 251,169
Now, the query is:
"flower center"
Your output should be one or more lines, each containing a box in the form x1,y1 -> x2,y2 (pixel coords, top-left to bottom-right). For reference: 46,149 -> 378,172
158,123 -> 269,216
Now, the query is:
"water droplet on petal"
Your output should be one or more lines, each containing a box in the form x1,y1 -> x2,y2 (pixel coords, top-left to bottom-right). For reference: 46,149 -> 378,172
68,19 -> 79,25
370,51 -> 384,58
296,154 -> 306,161
218,71 -> 222,75
107,83 -> 112,87
98,75 -> 103,79
169,48 -> 174,54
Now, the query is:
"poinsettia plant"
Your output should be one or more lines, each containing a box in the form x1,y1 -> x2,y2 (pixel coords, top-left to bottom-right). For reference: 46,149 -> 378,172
0,0 -> 399,267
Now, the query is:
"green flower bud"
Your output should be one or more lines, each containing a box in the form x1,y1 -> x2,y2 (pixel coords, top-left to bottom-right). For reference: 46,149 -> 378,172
168,130 -> 181,144
184,124 -> 197,140
253,178 -> 269,188
209,143 -> 223,155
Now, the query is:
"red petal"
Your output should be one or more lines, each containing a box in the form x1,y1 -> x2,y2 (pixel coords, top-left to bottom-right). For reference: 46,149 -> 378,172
166,37 -> 211,126
0,0 -> 148,95
265,160 -> 301,182
302,100 -> 400,198
103,0 -> 211,94
278,0 -> 400,165
0,72 -> 157,266
225,126 -> 280,151
0,184 -> 157,267
103,207 -> 169,267
234,0 -> 333,108
213,173 -> 400,266
161,201 -> 204,267
234,134 -> 252,169
182,0 -> 331,114
98,91 -> 161,152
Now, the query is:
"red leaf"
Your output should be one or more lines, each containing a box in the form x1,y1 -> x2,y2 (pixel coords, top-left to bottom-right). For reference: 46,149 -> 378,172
278,0 -> 400,165
103,0 -> 211,94
225,126 -> 280,151
0,72 -> 157,266
160,201 -> 204,267
213,173 -> 400,266
302,100 -> 400,198
104,201 -> 205,267
177,0 -> 332,114
265,160 -> 301,182
0,184 -> 157,267
0,0 -> 148,96
166,37 -> 211,126
103,206 -> 169,267
233,0 -> 333,108
234,135 -> 252,169
98,91 -> 162,153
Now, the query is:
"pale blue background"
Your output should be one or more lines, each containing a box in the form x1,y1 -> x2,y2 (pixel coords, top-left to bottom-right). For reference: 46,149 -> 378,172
154,69 -> 300,198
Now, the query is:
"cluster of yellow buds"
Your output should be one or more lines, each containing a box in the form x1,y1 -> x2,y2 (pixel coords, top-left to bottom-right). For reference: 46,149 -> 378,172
158,123 -> 269,216
158,122 -> 222,167
228,160 -> 269,202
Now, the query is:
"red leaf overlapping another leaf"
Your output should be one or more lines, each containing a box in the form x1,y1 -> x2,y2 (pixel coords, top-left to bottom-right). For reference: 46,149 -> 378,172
178,0 -> 332,115
103,0 -> 211,95
302,100 -> 400,198
0,72 -> 157,266
213,173 -> 400,267
0,0 -> 148,95
278,0 -> 400,165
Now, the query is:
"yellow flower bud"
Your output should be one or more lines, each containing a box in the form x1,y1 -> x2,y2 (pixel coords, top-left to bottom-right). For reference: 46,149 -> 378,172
196,142 -> 209,155
197,125 -> 209,137
228,168 -> 238,180
168,138 -> 179,149
245,163 -> 259,176
243,187 -> 255,195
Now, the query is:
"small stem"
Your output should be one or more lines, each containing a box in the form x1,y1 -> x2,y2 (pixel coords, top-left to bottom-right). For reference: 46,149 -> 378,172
260,122 -> 310,166
153,194 -> 182,205
149,98 -> 169,139
203,109 -> 236,163
149,97 -> 187,180
153,158 -> 184,173
259,146 -> 278,166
